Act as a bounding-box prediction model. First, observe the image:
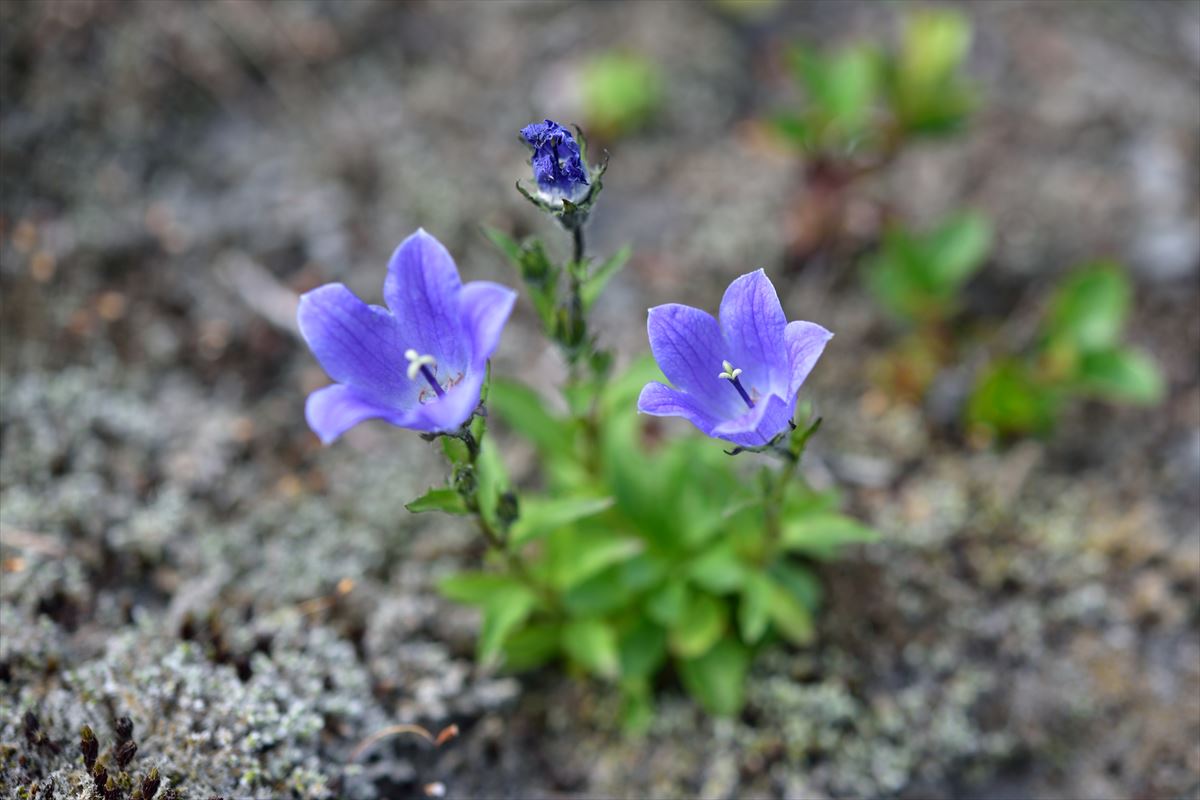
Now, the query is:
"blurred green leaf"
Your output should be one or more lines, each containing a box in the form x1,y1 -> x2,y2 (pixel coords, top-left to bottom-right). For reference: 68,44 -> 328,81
502,623 -> 561,671
686,540 -> 748,593
563,565 -> 630,617
562,618 -> 621,679
547,530 -> 642,590
668,592 -> 726,658
790,45 -> 879,146
864,213 -> 991,323
1076,347 -> 1165,405
767,579 -> 815,646
510,495 -> 615,547
618,617 -> 668,679
438,572 -> 526,605
478,586 -> 537,666
925,213 -> 992,287
582,245 -> 632,310
968,358 -> 1061,437
405,486 -> 468,515
890,9 -> 976,134
619,679 -> 655,734
580,52 -> 663,137
678,638 -> 750,717
488,379 -> 574,461
770,561 -> 823,611
483,225 -> 522,267
738,573 -> 772,645
899,9 -> 971,95
780,513 -> 878,559
475,432 -> 509,529
645,579 -> 688,627
1044,262 -> 1131,353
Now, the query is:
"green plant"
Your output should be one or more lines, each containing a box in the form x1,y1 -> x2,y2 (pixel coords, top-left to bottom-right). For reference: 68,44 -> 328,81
773,8 -> 976,162
430,361 -> 874,723
864,212 -> 992,325
968,262 -> 1165,438
579,52 -> 663,139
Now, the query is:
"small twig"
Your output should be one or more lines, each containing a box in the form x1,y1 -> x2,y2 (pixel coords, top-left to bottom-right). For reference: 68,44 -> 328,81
349,723 -> 459,762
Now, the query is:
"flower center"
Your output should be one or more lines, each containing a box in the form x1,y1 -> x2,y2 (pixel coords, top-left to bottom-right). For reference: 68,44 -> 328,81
405,349 -> 446,399
718,360 -> 755,409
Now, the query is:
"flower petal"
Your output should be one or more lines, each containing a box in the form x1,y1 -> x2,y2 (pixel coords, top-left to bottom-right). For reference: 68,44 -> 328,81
647,304 -> 746,420
383,229 -> 467,371
719,270 -> 788,398
297,283 -> 418,408
712,393 -> 795,448
305,384 -> 400,445
403,368 -> 485,434
460,281 -> 518,368
784,321 -> 833,397
637,381 -> 720,436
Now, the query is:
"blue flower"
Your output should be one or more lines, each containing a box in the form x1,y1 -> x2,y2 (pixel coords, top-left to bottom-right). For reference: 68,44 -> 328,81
298,229 -> 517,443
637,270 -> 832,447
520,119 -> 589,203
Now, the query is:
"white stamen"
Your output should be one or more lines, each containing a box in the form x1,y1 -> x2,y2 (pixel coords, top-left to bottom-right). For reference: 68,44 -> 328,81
405,349 -> 438,381
717,359 -> 743,381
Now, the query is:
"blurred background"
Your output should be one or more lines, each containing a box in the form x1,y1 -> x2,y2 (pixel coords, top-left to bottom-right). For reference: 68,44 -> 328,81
1,1 -> 1197,798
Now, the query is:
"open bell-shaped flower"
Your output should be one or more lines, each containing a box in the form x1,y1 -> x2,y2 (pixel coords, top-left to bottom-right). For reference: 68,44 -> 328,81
298,229 -> 517,444
637,270 -> 832,447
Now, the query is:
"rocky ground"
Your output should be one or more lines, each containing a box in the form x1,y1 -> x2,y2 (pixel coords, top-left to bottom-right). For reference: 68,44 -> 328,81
1,1 -> 1198,798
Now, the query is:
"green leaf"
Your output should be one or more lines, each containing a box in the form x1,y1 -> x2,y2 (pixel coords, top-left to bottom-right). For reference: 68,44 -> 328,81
488,379 -> 574,461
668,591 -> 726,658
678,639 -> 750,717
405,486 -> 468,515
686,541 -> 748,593
562,619 -> 620,679
925,213 -> 991,288
770,561 -> 823,612
510,495 -> 615,547
891,9 -> 976,134
1044,262 -> 1131,352
482,225 -> 522,268
618,618 -> 667,679
502,623 -> 561,671
766,571 -> 816,646
562,565 -> 631,616
478,586 -> 537,666
547,531 -> 643,590
738,573 -> 772,645
645,579 -> 688,627
967,358 -> 1062,437
780,513 -> 878,559
797,45 -> 878,136
580,52 -> 663,136
619,679 -> 655,734
582,245 -> 631,310
475,433 -> 509,529
438,572 -> 525,605
1076,347 -> 1164,405
900,9 -> 971,94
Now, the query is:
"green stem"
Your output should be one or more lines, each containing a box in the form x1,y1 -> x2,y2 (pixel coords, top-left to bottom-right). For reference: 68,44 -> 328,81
763,448 -> 800,559
455,427 -> 561,612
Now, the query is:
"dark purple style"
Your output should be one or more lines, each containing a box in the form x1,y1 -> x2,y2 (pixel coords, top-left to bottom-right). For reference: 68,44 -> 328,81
638,270 -> 832,447
298,229 -> 517,443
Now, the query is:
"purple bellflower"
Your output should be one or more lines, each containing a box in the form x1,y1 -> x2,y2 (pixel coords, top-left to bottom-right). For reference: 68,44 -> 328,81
520,119 -> 589,204
298,229 -> 517,444
637,270 -> 832,448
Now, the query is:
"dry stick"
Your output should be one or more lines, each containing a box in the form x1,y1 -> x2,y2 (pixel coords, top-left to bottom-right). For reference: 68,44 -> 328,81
349,723 -> 459,762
